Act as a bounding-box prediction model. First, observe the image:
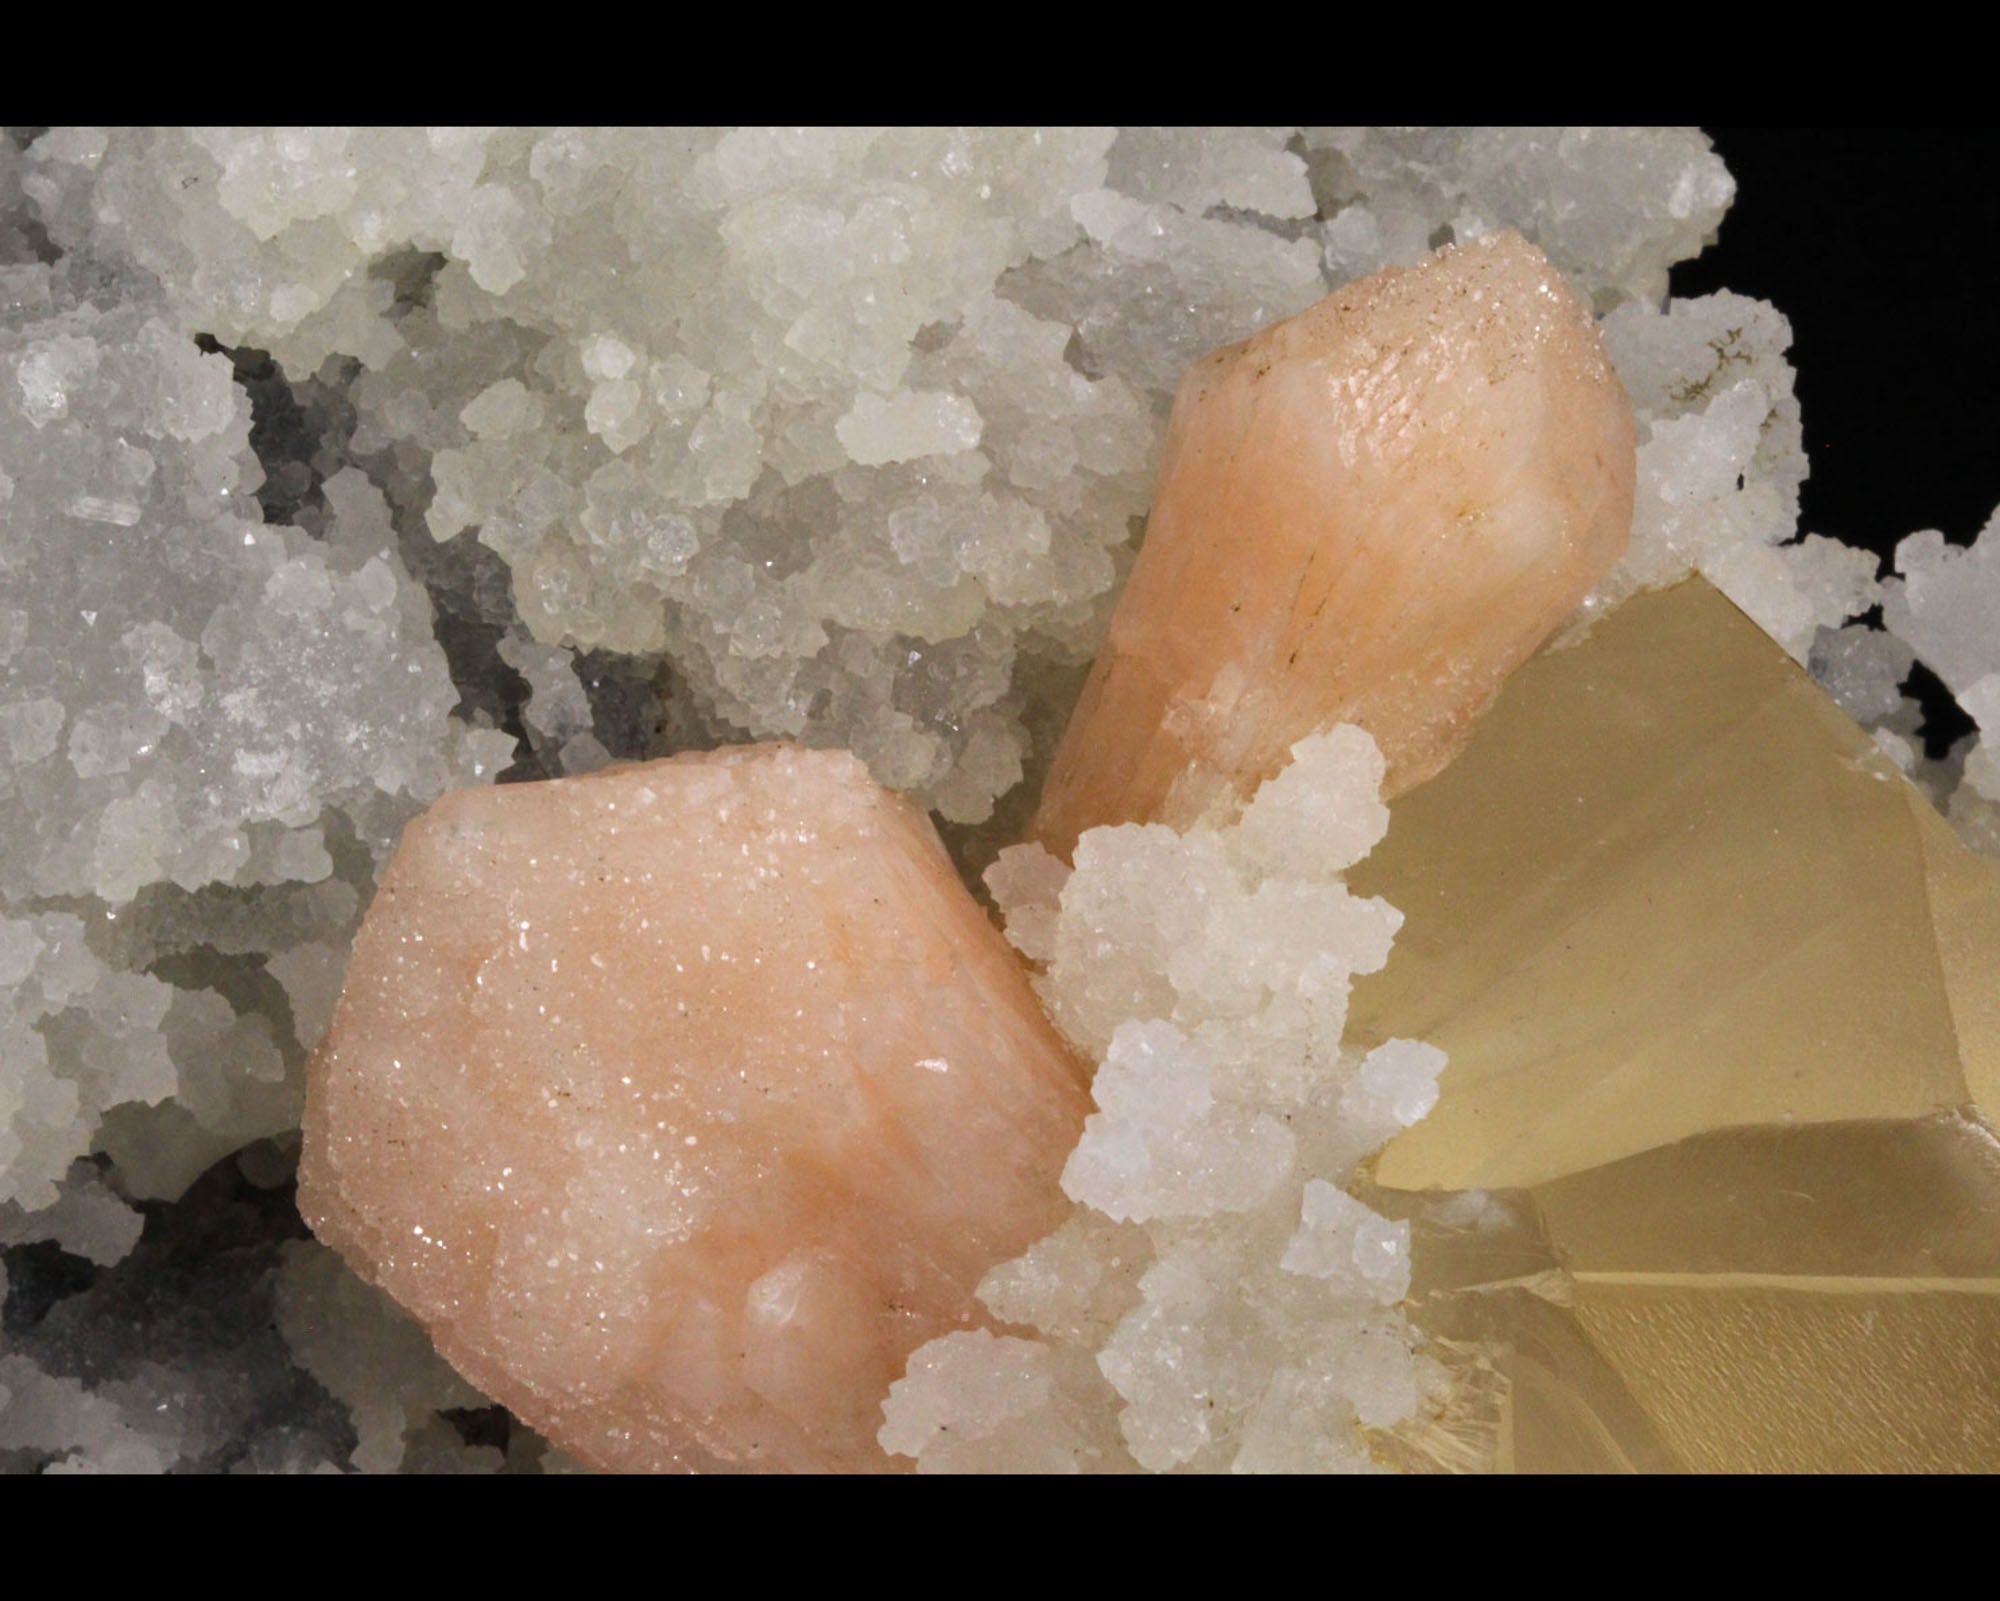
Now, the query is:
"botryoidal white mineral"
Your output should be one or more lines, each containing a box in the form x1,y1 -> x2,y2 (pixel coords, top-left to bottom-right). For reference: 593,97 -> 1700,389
0,254 -> 513,1221
11,126 -> 1750,829
2,125 -> 1998,1473
883,725 -> 1444,1472
1568,291 -> 1880,654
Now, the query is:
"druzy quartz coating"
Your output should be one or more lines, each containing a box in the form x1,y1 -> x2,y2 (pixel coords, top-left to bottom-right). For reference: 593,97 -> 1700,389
298,745 -> 1087,1472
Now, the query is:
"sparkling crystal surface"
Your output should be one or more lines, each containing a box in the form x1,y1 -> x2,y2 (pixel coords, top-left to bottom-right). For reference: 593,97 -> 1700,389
298,743 -> 1088,1472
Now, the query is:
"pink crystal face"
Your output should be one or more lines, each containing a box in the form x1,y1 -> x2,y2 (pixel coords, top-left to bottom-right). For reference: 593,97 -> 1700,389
1033,230 -> 1636,857
298,744 -> 1089,1471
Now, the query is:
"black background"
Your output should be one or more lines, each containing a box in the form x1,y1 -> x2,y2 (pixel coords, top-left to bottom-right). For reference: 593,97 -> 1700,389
1673,128 -> 2000,565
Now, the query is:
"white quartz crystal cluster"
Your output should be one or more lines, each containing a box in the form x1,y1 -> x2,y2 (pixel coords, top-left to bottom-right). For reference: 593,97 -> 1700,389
0,1170 -> 559,1473
15,127 -> 1737,825
1578,269 -> 2000,860
1821,510 -> 2000,856
1553,264 -> 2000,861
1568,291 -> 1880,659
881,726 -> 1447,1472
0,247 -> 509,1225
1307,126 -> 1735,310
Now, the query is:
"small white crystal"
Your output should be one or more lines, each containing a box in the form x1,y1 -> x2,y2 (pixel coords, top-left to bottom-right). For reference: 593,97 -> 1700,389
1061,1020 -> 1296,1222
1883,516 -> 2000,703
834,389 -> 984,465
1230,724 -> 1391,881
0,1160 -> 146,1266
1280,1179 -> 1412,1304
878,1329 -> 1053,1459
1339,1038 -> 1449,1139
1811,624 -> 1917,725
893,726 -> 1440,1472
985,841 -> 1071,965
461,377 -> 539,440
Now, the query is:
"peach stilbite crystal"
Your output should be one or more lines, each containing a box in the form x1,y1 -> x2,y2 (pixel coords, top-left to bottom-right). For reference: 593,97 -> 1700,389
1032,230 -> 1637,857
296,744 -> 1089,1472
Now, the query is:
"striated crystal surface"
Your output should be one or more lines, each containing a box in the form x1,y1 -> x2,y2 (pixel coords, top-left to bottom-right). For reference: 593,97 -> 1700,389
297,743 -> 1089,1472
1031,230 -> 1635,857
1347,577 -> 2000,1472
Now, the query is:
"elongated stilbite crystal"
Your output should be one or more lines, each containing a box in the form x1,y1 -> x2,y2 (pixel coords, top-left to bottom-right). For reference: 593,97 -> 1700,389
297,744 -> 1089,1472
1032,230 -> 1636,856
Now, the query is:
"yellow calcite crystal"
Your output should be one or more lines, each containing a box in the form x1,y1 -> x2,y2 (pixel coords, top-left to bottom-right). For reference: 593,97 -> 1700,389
1031,230 -> 1635,857
1346,578 -> 2000,1472
297,744 -> 1088,1473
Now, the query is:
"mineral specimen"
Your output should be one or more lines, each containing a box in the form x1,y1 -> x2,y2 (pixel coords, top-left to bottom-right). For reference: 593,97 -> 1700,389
297,744 -> 1088,1472
885,726 -> 1443,1472
12,128 -> 1734,832
1567,290 -> 1876,656
1351,579 -> 2000,1187
0,250 -> 510,1217
1348,577 -> 2000,1472
0,126 -> 1762,1300
1031,231 -> 1636,856
7,125 -> 1994,1477
1882,515 -> 2000,821
1306,128 -> 1734,311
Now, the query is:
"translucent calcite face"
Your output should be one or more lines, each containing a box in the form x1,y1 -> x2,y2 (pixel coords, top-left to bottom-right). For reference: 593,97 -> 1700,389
1032,230 -> 1636,857
297,744 -> 1089,1472
1346,579 -> 2000,1472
